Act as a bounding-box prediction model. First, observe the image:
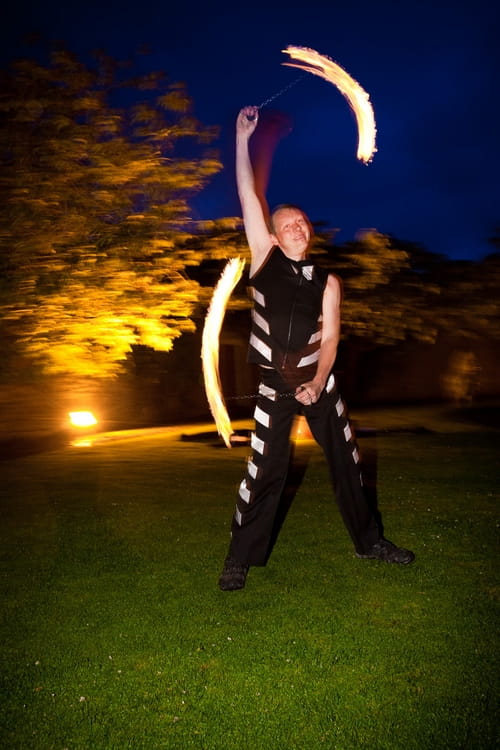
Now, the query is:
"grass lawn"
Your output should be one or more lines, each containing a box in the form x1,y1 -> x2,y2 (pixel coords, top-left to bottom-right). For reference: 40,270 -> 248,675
1,406 -> 498,749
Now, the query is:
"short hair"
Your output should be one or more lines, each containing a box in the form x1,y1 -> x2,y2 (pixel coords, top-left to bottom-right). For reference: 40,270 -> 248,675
270,204 -> 309,233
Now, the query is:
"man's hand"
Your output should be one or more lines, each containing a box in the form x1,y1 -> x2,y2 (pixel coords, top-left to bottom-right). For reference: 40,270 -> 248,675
295,381 -> 323,406
237,106 -> 259,138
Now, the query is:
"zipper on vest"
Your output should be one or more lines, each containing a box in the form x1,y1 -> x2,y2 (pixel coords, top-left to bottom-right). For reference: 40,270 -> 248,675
281,271 -> 303,370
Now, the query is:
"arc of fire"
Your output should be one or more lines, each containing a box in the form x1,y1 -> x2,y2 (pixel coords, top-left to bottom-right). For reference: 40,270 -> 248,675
282,45 -> 377,164
201,257 -> 246,447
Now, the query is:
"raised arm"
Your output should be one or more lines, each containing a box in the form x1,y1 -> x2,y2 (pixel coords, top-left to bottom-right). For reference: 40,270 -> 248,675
236,106 -> 274,276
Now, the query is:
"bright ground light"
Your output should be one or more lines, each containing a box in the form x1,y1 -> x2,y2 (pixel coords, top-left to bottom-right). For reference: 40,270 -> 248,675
69,411 -> 98,428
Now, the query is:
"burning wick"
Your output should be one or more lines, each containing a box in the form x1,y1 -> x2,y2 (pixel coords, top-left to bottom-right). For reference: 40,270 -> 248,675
282,45 -> 377,163
201,257 -> 246,448
245,46 -> 377,163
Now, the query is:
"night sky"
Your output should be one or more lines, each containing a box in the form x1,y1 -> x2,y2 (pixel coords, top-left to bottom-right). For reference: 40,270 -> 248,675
2,0 -> 498,261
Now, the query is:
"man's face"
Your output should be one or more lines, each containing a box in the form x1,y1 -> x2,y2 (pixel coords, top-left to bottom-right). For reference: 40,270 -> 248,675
271,208 -> 311,259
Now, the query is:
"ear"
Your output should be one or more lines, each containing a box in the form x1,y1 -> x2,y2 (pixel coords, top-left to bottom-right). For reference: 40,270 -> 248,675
270,232 -> 279,246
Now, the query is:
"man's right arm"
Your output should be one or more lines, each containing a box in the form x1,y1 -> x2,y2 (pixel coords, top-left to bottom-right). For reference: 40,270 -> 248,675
236,106 -> 273,276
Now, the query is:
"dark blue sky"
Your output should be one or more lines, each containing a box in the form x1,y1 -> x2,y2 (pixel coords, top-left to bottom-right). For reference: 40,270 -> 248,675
3,0 -> 498,260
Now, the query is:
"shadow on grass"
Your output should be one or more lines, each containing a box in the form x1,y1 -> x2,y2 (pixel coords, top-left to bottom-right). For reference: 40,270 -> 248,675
267,440 -> 313,560
202,428 -> 386,562
446,403 -> 500,429
0,430 -> 72,461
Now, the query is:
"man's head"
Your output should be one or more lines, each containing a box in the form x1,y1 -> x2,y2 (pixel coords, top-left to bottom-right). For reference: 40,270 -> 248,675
270,204 -> 312,260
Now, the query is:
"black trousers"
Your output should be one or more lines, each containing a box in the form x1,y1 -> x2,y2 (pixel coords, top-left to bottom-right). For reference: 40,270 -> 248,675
228,369 -> 380,566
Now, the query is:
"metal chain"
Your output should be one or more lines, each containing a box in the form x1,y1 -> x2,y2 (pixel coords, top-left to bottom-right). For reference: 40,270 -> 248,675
226,390 -> 297,401
257,74 -> 305,110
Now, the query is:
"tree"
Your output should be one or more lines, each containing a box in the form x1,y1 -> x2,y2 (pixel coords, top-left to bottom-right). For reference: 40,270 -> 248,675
312,230 -> 419,344
0,48 -> 228,377
313,231 -> 500,348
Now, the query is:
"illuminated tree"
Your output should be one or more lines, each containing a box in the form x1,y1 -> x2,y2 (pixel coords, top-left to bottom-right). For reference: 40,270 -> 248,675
314,231 -> 500,347
427,253 -> 500,342
0,48 -> 228,377
312,230 -> 419,344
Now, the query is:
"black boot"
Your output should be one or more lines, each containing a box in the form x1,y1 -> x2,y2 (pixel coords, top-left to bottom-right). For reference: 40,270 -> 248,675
218,555 -> 249,590
356,538 -> 415,565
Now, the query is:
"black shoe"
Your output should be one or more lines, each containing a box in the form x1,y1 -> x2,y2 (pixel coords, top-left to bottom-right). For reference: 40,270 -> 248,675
218,556 -> 249,591
356,539 -> 415,565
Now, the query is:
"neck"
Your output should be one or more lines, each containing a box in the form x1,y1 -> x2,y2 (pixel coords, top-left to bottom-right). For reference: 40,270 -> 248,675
280,248 -> 307,262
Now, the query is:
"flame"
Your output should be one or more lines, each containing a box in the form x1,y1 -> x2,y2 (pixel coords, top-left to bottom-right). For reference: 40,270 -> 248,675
282,45 -> 377,164
201,257 -> 246,447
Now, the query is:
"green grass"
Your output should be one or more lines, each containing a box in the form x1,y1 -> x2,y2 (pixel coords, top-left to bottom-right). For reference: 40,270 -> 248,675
1,414 -> 498,749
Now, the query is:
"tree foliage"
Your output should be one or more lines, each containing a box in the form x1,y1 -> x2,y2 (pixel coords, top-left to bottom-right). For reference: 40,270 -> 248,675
312,230 -> 500,346
0,48 -> 229,376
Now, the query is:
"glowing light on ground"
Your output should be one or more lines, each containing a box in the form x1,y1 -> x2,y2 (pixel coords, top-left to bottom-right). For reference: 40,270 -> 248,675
71,438 -> 94,448
292,415 -> 313,441
201,258 -> 246,448
282,45 -> 377,164
69,411 -> 97,428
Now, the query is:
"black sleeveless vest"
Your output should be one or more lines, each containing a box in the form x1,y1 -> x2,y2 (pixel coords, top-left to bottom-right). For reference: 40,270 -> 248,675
247,247 -> 329,388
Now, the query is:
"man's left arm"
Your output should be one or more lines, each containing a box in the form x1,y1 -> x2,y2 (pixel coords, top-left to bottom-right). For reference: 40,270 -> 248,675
295,274 -> 341,405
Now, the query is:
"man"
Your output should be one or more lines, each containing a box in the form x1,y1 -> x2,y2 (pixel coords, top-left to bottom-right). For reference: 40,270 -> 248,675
218,105 -> 414,591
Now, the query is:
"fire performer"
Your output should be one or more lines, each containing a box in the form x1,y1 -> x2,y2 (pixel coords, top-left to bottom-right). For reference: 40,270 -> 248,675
218,105 -> 414,590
